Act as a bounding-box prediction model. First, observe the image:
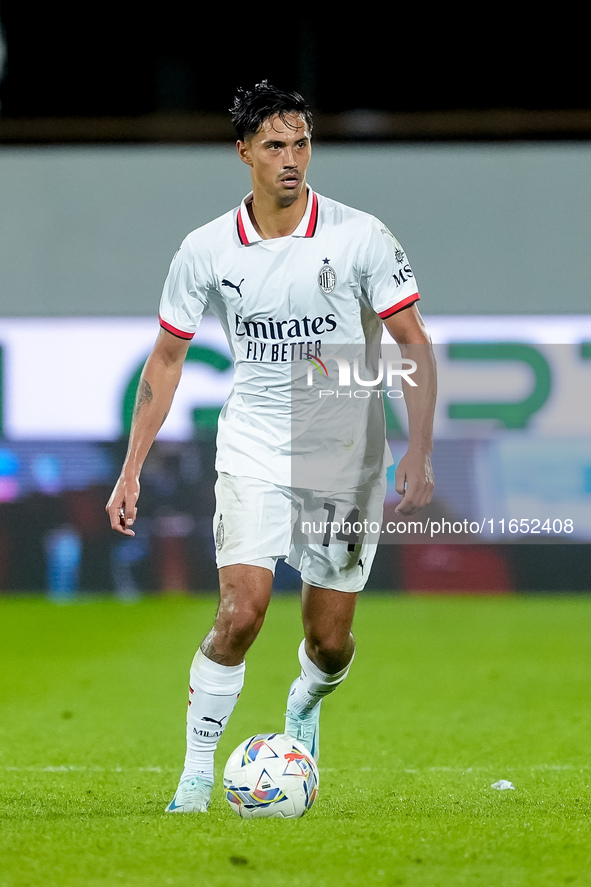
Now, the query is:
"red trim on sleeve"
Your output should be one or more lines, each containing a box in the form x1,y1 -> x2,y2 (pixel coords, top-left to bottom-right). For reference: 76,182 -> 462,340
378,292 -> 420,320
237,209 -> 249,245
305,192 -> 319,237
159,315 -> 195,340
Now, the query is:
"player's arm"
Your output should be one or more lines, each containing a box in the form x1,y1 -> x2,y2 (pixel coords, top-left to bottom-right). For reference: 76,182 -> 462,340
382,303 -> 436,515
105,328 -> 191,535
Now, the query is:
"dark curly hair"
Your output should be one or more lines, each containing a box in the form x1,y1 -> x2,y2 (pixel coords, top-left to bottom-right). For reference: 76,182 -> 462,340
230,81 -> 313,141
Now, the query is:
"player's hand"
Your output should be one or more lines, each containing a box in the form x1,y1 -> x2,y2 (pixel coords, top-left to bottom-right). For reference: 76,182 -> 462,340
105,474 -> 140,536
394,450 -> 434,516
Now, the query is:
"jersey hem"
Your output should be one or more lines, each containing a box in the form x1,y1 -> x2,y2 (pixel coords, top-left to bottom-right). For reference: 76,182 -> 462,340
377,292 -> 420,319
159,315 -> 195,340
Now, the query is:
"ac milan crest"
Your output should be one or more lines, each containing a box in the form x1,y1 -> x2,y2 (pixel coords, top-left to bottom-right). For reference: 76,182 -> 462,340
215,516 -> 225,550
318,259 -> 336,294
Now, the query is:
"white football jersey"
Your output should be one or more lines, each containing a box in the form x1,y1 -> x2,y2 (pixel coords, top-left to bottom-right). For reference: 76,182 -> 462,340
158,187 -> 420,489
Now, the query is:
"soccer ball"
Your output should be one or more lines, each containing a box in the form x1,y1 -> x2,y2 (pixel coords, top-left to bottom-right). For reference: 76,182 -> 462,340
223,732 -> 319,819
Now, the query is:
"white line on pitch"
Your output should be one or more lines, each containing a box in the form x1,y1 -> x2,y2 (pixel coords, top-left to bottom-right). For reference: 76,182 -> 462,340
1,763 -> 586,774
0,765 -> 177,773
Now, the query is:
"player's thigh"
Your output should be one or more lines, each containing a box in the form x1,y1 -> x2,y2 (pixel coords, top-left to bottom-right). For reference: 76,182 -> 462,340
213,472 -> 293,568
289,475 -> 387,593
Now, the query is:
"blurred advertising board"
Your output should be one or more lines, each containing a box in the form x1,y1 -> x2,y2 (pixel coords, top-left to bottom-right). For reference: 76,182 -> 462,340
0,316 -> 589,596
1,315 -> 591,441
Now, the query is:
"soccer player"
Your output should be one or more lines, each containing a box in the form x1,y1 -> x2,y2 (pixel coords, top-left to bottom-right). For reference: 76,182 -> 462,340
106,82 -> 436,813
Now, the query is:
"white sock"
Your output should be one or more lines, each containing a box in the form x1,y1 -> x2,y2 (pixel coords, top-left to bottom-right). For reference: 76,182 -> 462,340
287,639 -> 354,716
181,649 -> 245,782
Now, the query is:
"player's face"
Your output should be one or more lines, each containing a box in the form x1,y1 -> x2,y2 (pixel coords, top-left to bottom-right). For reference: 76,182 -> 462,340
238,114 -> 312,207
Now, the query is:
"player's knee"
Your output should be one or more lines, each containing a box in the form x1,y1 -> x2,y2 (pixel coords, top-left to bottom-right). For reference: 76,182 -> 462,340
232,603 -> 266,644
216,568 -> 271,651
306,631 -> 354,674
216,599 -> 267,651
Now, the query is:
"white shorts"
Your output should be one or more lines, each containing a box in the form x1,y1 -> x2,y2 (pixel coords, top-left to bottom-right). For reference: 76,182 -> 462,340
212,472 -> 387,592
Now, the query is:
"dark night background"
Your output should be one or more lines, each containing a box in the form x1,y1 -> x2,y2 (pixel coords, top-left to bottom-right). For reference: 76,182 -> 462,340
0,6 -> 589,139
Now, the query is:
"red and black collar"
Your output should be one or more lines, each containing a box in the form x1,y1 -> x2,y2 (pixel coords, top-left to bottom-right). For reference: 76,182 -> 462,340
236,189 -> 319,245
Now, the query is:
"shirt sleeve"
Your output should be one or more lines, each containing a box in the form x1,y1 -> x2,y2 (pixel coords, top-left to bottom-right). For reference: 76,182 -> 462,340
158,237 -> 209,340
358,217 -> 420,319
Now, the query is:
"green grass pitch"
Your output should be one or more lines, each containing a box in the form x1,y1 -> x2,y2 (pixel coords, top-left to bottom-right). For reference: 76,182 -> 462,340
1,593 -> 591,886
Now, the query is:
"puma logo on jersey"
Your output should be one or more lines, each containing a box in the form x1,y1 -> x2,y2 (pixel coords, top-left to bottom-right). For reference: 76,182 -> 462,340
222,278 -> 245,297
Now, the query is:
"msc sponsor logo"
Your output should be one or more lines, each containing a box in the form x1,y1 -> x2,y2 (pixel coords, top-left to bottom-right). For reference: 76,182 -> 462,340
392,264 -> 414,287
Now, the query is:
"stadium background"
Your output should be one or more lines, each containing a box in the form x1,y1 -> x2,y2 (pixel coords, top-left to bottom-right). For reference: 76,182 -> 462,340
0,9 -> 589,599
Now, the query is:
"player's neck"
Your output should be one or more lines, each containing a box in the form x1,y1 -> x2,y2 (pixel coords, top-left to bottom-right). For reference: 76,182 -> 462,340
247,186 -> 308,240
